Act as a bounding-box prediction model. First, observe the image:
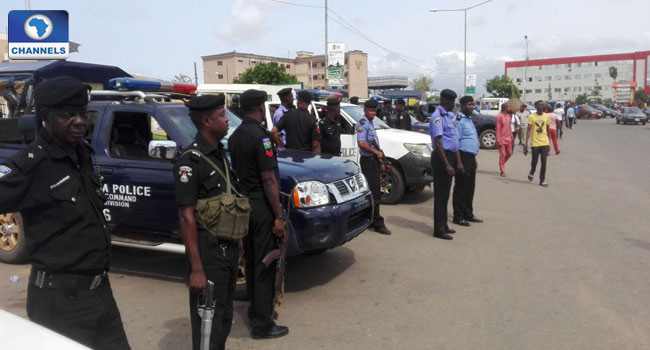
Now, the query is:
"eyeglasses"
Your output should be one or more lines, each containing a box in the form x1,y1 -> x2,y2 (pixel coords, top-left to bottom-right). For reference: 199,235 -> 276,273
53,110 -> 89,121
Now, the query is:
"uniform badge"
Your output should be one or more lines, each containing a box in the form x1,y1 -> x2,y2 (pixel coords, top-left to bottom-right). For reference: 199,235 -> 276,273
434,118 -> 442,126
179,166 -> 192,183
357,125 -> 364,133
0,165 -> 11,179
262,138 -> 274,157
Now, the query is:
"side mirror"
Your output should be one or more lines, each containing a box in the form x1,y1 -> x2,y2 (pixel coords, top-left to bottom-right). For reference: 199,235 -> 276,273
148,140 -> 176,160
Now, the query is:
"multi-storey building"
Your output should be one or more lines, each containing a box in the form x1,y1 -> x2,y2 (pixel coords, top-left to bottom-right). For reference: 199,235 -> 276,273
202,50 -> 369,98
505,51 -> 650,103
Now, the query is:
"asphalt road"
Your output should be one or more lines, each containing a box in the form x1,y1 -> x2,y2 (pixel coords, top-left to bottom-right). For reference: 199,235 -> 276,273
2,118 -> 650,349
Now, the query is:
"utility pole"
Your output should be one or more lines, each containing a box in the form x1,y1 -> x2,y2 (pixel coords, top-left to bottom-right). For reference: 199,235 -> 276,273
524,35 -> 530,103
193,62 -> 198,85
324,0 -> 328,89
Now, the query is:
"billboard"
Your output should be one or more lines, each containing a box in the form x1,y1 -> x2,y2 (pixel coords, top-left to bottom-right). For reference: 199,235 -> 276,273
465,74 -> 476,95
327,42 -> 345,87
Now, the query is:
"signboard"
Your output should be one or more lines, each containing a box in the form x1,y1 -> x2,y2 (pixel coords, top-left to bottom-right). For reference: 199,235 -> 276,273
465,74 -> 477,95
327,42 -> 345,86
8,10 -> 69,60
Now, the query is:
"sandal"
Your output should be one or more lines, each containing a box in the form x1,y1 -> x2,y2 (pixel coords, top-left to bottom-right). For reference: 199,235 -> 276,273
528,173 -> 534,182
540,182 -> 549,187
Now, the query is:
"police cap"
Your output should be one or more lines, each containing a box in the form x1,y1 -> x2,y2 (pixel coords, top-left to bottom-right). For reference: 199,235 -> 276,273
349,96 -> 359,104
383,99 -> 392,104
459,95 -> 474,104
364,100 -> 378,109
327,98 -> 340,106
34,76 -> 91,108
440,89 -> 458,100
297,90 -> 312,103
277,87 -> 292,98
239,89 -> 267,109
184,94 -> 225,113
395,98 -> 406,106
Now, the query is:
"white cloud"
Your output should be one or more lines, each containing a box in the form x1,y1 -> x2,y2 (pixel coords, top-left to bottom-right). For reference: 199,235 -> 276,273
216,0 -> 267,43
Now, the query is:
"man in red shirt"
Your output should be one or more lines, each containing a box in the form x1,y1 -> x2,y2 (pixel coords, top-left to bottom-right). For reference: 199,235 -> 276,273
495,104 -> 513,177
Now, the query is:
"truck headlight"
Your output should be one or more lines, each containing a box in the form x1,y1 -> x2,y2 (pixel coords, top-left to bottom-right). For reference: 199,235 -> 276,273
292,181 -> 330,208
404,143 -> 433,157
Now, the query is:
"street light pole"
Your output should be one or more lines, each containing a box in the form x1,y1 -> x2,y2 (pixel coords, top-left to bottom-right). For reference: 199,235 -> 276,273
524,35 -> 530,103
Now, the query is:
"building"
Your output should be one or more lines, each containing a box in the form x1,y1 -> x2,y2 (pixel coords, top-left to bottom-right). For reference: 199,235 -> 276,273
505,50 -> 650,103
368,75 -> 409,90
202,50 -> 369,98
1,33 -> 8,62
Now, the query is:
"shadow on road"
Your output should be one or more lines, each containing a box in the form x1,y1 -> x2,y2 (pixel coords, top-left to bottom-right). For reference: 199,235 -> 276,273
110,247 -> 186,283
394,187 -> 434,205
385,215 -> 432,237
285,246 -> 356,293
158,317 -> 191,350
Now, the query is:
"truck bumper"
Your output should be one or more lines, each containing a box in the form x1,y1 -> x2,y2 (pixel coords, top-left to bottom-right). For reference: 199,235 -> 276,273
287,191 -> 373,256
398,153 -> 433,187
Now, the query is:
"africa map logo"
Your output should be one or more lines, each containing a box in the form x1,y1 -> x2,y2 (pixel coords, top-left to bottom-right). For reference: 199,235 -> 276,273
24,14 -> 54,40
8,10 -> 69,60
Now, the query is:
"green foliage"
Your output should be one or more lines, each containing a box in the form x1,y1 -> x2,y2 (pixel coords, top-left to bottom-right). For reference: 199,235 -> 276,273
609,66 -> 618,81
575,93 -> 589,105
426,95 -> 440,102
485,75 -> 521,99
232,62 -> 299,84
634,87 -> 648,102
411,75 -> 434,92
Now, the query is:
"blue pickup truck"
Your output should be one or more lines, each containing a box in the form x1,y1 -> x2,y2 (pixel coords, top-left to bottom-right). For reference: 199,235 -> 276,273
0,61 -> 373,264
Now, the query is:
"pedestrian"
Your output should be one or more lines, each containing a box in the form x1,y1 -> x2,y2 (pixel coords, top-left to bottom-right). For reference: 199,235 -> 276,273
271,90 -> 321,153
452,96 -> 483,227
0,76 -> 130,350
349,96 -> 359,105
174,94 -> 240,350
517,104 -> 530,146
228,89 -> 289,339
357,99 -> 392,235
495,103 -> 514,177
510,109 -> 521,152
554,103 -> 564,138
546,106 -> 560,155
429,89 -> 462,240
272,88 -> 294,145
566,102 -> 575,129
524,100 -> 551,187
319,98 -> 343,156
394,98 -> 412,130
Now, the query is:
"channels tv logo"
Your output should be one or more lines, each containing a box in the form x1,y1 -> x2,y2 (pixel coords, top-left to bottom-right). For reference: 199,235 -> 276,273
8,10 -> 69,60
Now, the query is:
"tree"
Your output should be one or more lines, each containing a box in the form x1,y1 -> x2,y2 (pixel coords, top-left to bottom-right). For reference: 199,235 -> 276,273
173,73 -> 193,84
410,75 -> 433,93
634,88 -> 648,103
609,66 -> 617,81
232,62 -> 298,84
575,93 -> 589,105
485,75 -> 521,99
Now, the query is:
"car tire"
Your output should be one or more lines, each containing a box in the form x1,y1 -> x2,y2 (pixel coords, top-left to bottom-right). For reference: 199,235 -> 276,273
642,122 -> 646,126
380,164 -> 405,205
616,118 -> 620,124
479,129 -> 497,149
0,213 -> 27,264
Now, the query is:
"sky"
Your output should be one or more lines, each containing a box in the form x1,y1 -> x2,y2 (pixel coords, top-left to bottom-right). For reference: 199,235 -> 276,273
2,0 -> 650,96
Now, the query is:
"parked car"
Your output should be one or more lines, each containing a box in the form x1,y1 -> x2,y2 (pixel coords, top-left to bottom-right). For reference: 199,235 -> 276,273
0,309 -> 91,350
616,107 -> 648,125
576,105 -> 604,119
408,112 -> 496,150
590,104 -> 616,118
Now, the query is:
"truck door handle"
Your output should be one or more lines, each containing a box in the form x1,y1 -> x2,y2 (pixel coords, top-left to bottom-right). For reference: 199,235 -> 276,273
99,168 -> 113,175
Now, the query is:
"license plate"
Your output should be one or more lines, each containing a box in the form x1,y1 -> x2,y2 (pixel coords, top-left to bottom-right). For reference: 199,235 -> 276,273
635,118 -> 640,122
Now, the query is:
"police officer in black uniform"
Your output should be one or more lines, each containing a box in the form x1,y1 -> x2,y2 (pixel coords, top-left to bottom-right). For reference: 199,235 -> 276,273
319,98 -> 343,156
271,90 -> 321,153
0,76 -> 130,350
228,89 -> 289,339
174,94 -> 238,350
378,98 -> 393,124
349,96 -> 359,105
395,98 -> 412,130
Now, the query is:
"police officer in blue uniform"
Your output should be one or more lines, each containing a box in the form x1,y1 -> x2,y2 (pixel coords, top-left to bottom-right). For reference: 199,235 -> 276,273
452,96 -> 483,228
357,100 -> 391,235
0,76 -> 130,349
429,89 -> 463,240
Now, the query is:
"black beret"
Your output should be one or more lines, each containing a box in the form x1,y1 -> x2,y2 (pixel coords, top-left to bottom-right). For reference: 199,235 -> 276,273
349,96 -> 359,104
395,98 -> 406,105
459,95 -> 474,104
277,87 -> 292,97
383,99 -> 392,104
440,89 -> 458,100
364,100 -> 378,108
34,76 -> 91,108
326,98 -> 340,106
297,90 -> 312,103
185,94 -> 225,113
239,89 -> 267,109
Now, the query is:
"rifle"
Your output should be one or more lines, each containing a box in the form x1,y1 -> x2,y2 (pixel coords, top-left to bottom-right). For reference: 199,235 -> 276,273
262,238 -> 288,320
197,280 -> 215,350
370,140 -> 392,173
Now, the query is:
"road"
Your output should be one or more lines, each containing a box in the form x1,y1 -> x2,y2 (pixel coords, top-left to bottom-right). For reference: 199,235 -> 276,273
2,118 -> 650,349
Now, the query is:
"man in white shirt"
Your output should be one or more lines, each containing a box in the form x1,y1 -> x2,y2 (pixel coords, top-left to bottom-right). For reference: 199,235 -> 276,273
553,103 -> 565,138
516,105 -> 530,146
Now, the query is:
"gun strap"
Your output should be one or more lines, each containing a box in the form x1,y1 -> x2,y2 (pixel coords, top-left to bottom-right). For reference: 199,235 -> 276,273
180,149 -> 243,197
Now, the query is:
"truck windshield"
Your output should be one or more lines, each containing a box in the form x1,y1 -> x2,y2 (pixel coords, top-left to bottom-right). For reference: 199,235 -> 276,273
341,105 -> 390,130
161,107 -> 243,149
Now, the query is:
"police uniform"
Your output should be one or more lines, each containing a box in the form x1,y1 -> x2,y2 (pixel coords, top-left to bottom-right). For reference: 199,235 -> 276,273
174,95 -> 238,350
357,100 -> 390,235
275,90 -> 320,152
227,90 -> 287,337
0,77 -> 130,350
429,89 -> 459,239
319,98 -> 343,156
378,99 -> 393,124
395,99 -> 412,130
272,87 -> 293,144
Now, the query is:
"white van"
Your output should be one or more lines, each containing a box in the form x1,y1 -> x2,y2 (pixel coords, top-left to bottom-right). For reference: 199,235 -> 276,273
478,97 -> 508,116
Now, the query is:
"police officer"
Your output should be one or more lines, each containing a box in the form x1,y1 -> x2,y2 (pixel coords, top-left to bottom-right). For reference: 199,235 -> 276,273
272,87 -> 294,145
228,89 -> 289,339
452,96 -> 483,228
271,90 -> 321,153
357,100 -> 392,235
429,89 -> 463,240
349,96 -> 359,105
394,99 -> 412,130
0,76 -> 130,349
174,94 -> 238,350
378,98 -> 393,123
319,98 -> 343,156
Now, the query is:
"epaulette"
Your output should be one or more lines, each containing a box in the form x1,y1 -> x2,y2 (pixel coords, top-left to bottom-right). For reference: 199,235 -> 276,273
178,143 -> 201,163
9,141 -> 47,173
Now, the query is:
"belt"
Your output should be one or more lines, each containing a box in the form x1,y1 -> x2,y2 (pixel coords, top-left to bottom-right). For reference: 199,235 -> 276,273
29,269 -> 108,290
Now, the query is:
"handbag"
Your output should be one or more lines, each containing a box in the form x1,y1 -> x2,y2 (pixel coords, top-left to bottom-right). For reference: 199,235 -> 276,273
181,150 -> 250,240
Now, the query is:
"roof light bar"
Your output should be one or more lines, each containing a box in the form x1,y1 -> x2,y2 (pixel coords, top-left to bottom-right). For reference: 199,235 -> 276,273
108,77 -> 196,94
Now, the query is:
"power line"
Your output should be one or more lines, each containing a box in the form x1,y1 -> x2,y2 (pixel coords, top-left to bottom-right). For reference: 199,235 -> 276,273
265,0 -> 323,8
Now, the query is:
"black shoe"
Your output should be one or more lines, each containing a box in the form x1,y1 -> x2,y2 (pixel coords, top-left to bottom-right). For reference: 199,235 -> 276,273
434,233 -> 454,240
252,324 -> 289,339
375,226 -> 392,235
467,216 -> 483,223
444,226 -> 456,234
453,218 -> 471,227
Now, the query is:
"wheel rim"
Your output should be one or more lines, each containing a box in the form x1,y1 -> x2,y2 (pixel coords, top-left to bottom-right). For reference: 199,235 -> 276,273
0,214 -> 20,252
380,171 -> 393,196
482,133 -> 496,147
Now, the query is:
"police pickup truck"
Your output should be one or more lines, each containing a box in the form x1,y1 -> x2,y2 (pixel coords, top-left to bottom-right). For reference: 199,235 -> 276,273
0,61 -> 373,263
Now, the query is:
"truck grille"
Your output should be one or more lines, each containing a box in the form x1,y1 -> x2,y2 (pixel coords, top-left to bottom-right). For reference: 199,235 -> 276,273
333,180 -> 350,195
328,173 -> 369,203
